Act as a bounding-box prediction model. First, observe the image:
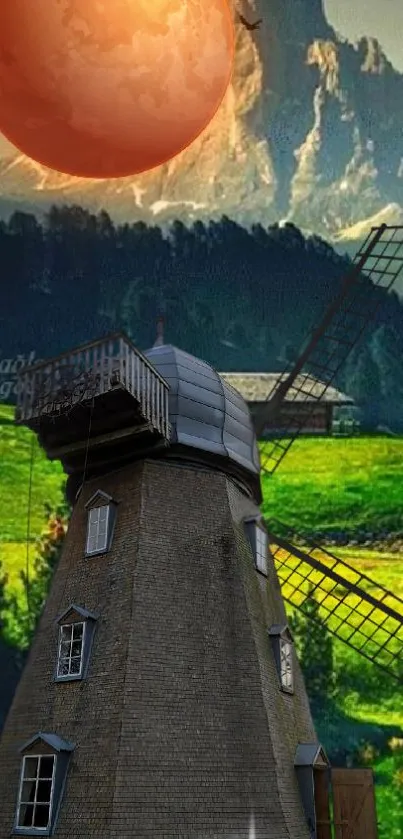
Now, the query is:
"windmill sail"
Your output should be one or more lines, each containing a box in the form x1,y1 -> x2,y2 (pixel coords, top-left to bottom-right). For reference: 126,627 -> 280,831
256,224 -> 403,474
266,519 -> 403,681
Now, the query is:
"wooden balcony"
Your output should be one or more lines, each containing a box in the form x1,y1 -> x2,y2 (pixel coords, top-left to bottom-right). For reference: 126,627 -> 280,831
15,333 -> 170,475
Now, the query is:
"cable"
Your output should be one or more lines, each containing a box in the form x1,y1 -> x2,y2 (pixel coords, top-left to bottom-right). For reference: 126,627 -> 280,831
25,433 -> 36,628
56,397 -> 95,616
82,397 -> 95,489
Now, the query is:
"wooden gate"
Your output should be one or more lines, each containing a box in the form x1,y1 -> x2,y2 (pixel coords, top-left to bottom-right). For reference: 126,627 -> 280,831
314,767 -> 378,839
330,768 -> 378,839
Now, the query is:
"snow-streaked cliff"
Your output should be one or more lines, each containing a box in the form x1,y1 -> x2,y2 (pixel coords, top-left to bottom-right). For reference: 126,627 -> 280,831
0,0 -> 402,250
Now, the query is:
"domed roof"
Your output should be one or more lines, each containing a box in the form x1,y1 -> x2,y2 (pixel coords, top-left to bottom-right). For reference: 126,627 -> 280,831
144,344 -> 261,496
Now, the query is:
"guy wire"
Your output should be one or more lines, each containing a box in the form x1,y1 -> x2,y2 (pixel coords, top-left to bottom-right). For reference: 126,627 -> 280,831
25,433 -> 36,626
57,396 -> 95,616
82,397 -> 95,489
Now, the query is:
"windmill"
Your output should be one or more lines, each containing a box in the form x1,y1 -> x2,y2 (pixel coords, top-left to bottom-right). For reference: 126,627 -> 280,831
0,333 -> 325,839
0,225 -> 400,839
252,223 -> 403,683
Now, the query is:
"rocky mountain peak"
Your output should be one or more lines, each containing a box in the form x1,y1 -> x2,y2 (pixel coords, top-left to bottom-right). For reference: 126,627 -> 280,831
0,0 -> 402,257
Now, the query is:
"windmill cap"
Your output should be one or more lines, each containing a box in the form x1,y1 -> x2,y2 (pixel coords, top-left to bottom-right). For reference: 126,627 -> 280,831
144,344 -> 261,496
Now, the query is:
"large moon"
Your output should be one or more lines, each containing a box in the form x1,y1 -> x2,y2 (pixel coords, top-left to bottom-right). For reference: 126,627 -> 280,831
0,0 -> 234,178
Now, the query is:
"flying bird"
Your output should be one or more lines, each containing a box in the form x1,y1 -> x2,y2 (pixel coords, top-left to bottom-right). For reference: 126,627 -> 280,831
238,13 -> 262,31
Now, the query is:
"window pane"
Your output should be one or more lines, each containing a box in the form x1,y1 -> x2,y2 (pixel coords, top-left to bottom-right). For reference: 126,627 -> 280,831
96,532 -> 107,551
98,520 -> 107,537
39,756 -> 55,779
23,757 -> 38,778
73,623 -> 83,640
36,780 -> 52,803
21,780 -> 36,802
60,640 -> 71,656
61,625 -> 73,641
58,658 -> 70,676
281,640 -> 291,660
70,657 -> 82,674
99,506 -> 108,522
71,640 -> 82,657
34,804 -> 50,828
18,803 -> 34,827
89,508 -> 100,524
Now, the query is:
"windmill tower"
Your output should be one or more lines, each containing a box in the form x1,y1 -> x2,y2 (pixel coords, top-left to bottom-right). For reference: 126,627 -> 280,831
0,335 -> 325,839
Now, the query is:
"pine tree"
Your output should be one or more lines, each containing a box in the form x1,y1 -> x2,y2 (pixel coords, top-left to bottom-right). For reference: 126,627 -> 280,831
344,343 -> 382,430
290,583 -> 335,708
371,325 -> 403,431
0,557 -> 10,636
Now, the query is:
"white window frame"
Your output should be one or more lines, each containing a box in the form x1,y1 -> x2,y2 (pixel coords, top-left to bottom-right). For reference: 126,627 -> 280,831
255,524 -> 268,575
279,636 -> 294,692
16,753 -> 56,833
86,504 -> 110,556
56,621 -> 86,680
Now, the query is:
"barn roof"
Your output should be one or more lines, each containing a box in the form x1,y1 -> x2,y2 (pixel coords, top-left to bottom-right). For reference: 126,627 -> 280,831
219,373 -> 353,406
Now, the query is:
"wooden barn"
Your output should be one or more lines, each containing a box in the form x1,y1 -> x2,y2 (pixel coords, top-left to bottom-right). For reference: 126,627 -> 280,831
220,373 -> 353,436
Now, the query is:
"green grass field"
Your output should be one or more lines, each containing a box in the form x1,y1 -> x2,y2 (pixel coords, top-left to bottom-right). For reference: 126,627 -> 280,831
1,403 -> 402,837
261,434 -> 403,536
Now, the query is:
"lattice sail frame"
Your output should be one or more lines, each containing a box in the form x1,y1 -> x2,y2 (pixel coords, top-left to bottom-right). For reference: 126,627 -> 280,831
265,519 -> 403,682
257,224 -> 403,475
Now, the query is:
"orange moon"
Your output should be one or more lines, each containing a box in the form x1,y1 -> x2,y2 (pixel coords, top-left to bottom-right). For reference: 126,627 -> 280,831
0,0 -> 234,178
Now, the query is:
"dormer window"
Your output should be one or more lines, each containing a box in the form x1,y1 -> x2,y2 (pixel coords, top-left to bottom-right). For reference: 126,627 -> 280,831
84,490 -> 116,557
268,624 -> 294,694
294,743 -> 330,836
14,733 -> 74,836
87,505 -> 109,554
244,518 -> 268,576
57,622 -> 85,679
17,754 -> 56,833
55,605 -> 98,683
279,636 -> 294,692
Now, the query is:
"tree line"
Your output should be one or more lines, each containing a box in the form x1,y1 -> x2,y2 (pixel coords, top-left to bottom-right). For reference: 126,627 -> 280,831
1,206 -> 403,428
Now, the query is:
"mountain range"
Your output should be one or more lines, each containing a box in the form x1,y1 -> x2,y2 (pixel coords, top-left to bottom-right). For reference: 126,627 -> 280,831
0,0 -> 403,258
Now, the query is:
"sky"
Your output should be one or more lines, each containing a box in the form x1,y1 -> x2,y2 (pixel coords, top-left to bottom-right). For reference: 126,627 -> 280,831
324,0 -> 403,71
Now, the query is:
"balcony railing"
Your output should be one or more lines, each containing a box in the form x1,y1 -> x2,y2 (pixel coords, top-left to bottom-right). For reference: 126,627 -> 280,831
16,333 -> 170,440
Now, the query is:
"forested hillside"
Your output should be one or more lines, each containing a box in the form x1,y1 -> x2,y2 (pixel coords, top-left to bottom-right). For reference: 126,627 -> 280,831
1,207 -> 403,428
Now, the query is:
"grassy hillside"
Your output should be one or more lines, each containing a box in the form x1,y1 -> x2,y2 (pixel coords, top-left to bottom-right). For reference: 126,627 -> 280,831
0,404 -> 64,548
1,403 -> 402,837
2,402 -> 403,569
261,435 -> 403,538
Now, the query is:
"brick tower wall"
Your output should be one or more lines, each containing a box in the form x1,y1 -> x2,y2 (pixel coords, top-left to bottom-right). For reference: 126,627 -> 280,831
0,459 -> 315,839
